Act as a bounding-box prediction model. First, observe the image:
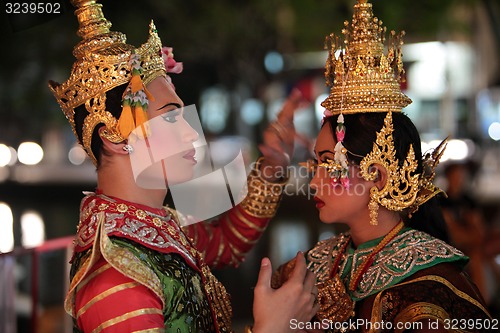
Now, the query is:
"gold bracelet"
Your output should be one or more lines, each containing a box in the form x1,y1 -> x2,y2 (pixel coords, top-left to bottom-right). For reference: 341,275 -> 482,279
244,325 -> 253,333
239,157 -> 288,218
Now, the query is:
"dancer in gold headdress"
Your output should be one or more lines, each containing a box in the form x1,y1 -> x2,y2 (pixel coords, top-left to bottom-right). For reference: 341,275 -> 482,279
272,1 -> 492,331
49,1 -> 319,332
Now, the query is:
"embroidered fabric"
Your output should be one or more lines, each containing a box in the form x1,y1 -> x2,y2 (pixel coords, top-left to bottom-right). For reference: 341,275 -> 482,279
69,192 -> 233,332
307,229 -> 467,301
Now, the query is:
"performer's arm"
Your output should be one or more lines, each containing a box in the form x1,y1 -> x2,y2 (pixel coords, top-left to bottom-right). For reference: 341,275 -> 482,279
184,91 -> 302,269
184,158 -> 288,268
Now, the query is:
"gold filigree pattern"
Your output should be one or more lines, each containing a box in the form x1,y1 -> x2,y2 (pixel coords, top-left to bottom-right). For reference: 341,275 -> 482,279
239,158 -> 288,218
307,233 -> 355,326
408,138 -> 448,215
393,275 -> 492,318
75,194 -> 197,267
100,227 -> 165,308
321,0 -> 411,115
370,275 -> 492,332
393,302 -> 450,333
49,0 -> 166,165
359,112 -> 420,214
307,233 -> 351,282
202,266 -> 233,332
353,230 -> 464,298
352,230 -> 464,300
65,253 -> 92,317
316,275 -> 355,323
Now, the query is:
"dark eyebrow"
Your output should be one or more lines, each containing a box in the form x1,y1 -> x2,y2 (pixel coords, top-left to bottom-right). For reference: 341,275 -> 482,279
157,102 -> 182,111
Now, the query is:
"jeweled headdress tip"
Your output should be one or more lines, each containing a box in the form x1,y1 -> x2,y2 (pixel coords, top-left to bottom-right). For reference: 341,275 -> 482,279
320,0 -> 412,117
413,136 -> 449,206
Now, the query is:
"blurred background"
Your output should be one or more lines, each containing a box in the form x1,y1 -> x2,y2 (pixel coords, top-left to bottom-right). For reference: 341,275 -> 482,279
0,0 -> 499,332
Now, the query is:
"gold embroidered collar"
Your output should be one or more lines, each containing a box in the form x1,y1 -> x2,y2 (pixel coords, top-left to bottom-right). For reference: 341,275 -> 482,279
75,192 -> 199,267
307,229 -> 466,301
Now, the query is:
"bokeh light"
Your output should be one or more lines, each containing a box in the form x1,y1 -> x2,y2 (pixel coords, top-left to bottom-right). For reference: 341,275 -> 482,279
18,142 -> 44,165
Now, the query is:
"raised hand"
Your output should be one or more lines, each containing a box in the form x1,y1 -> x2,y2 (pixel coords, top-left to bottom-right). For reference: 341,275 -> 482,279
258,89 -> 304,182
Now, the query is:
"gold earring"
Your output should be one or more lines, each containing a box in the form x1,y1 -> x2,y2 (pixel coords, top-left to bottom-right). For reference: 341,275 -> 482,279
368,195 -> 378,226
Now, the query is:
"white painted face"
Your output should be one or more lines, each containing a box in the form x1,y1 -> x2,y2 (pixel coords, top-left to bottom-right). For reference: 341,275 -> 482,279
128,76 -> 199,188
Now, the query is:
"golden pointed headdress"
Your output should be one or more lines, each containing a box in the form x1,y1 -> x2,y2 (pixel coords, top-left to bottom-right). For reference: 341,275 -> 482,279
321,0 -> 411,114
318,0 -> 446,223
49,0 -> 167,165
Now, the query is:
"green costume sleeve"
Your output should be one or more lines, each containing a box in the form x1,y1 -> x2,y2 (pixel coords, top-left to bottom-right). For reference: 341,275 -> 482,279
111,238 -> 215,332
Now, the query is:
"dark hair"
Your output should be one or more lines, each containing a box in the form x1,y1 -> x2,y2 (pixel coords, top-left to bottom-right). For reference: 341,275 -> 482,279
73,83 -> 128,167
323,112 -> 450,243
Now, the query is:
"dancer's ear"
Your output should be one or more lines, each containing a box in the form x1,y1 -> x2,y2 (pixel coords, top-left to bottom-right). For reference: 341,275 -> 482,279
98,126 -> 128,156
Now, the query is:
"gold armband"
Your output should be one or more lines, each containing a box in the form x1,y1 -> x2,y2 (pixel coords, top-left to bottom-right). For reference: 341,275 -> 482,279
239,158 -> 288,218
244,325 -> 253,333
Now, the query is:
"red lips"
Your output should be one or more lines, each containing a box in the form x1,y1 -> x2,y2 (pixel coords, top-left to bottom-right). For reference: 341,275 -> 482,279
314,196 -> 325,209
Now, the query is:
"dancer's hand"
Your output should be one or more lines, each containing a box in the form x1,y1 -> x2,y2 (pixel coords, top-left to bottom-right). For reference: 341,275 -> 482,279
259,89 -> 304,182
252,252 -> 319,333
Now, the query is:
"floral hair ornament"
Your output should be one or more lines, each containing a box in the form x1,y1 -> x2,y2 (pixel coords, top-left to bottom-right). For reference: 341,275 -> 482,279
334,113 -> 349,188
123,47 -> 184,150
315,111 -> 350,189
118,46 -> 183,141
118,52 -> 154,140
161,47 -> 183,90
319,43 -> 350,189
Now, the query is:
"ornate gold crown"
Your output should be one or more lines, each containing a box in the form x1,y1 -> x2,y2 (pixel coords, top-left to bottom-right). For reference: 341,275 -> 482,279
321,0 -> 412,115
48,0 -> 166,165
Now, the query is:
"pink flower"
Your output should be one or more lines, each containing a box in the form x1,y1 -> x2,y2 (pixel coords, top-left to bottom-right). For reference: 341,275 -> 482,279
321,110 -> 334,125
161,47 -> 183,74
340,176 -> 350,189
336,129 -> 345,142
323,109 -> 333,118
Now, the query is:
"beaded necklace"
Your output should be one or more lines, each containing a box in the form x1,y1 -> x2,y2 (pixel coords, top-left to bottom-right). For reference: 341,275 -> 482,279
329,220 -> 405,292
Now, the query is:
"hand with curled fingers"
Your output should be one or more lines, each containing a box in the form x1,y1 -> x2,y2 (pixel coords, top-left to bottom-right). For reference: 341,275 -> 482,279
252,252 -> 320,333
258,89 -> 304,182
